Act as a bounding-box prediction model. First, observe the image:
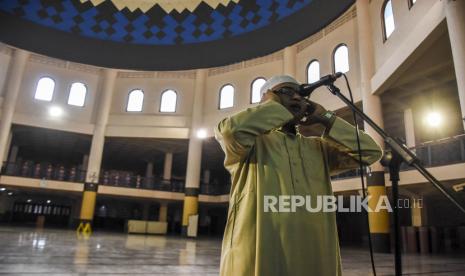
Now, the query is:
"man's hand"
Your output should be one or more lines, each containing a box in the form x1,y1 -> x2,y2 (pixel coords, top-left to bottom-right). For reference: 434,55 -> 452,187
263,90 -> 325,126
263,90 -> 307,121
262,91 -> 282,104
300,100 -> 332,127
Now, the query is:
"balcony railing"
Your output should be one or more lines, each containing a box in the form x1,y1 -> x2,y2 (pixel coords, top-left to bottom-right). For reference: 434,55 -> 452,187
99,174 -> 185,192
410,134 -> 465,168
331,168 -> 362,180
1,161 -> 86,182
99,173 -> 231,195
200,182 -> 231,195
1,161 -> 231,196
4,135 -> 464,193
331,134 -> 465,180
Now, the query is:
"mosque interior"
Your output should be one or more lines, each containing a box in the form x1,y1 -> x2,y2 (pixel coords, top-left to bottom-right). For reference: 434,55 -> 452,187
1,0 -> 465,275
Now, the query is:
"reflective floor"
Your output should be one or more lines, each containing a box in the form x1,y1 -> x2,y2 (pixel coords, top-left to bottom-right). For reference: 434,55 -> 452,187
0,227 -> 464,275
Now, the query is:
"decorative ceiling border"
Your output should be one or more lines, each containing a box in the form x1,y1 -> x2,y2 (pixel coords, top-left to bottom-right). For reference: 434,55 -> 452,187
0,0 -> 355,70
208,50 -> 283,76
80,0 -> 240,13
116,71 -> 196,79
3,3 -> 354,79
29,53 -> 102,74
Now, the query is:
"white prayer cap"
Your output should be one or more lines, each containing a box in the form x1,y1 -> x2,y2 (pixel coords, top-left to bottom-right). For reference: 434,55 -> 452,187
260,75 -> 301,95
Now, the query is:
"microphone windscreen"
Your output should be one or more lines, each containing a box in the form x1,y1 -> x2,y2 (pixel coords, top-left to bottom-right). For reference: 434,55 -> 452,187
298,84 -> 312,97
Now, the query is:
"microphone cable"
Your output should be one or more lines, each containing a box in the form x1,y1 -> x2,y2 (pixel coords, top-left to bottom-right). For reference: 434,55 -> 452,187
341,73 -> 377,276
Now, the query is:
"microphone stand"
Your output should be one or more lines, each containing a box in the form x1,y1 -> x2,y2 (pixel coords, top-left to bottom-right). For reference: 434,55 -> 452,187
325,83 -> 465,276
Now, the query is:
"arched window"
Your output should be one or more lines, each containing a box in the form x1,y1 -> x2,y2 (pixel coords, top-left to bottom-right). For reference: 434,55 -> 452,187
68,82 -> 87,107
219,84 -> 234,109
34,77 -> 55,101
306,60 -> 320,83
160,89 -> 177,112
382,0 -> 395,40
333,44 -> 350,74
250,77 -> 266,104
126,89 -> 144,112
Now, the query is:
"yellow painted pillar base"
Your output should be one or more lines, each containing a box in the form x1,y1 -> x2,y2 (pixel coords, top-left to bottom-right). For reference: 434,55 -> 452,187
76,221 -> 92,236
76,183 -> 98,235
367,171 -> 391,253
181,188 -> 199,236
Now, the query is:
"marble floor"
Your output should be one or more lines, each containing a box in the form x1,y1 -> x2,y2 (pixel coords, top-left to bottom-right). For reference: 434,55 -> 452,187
0,227 -> 464,275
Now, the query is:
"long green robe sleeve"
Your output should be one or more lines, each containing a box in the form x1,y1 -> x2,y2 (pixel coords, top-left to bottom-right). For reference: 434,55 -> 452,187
215,100 -> 382,276
322,117 -> 383,176
216,99 -> 294,167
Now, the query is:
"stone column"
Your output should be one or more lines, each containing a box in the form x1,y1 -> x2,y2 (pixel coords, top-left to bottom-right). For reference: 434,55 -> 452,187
163,152 -> 173,181
404,108 -> 416,148
202,169 -> 211,194
0,49 -> 29,163
445,0 -> 465,130
81,155 -> 89,170
2,132 -> 12,163
356,0 -> 390,253
146,161 -> 154,178
85,69 -> 117,183
203,169 -> 210,184
77,69 -> 117,233
144,161 -> 154,188
283,45 -> 297,77
182,69 -> 206,236
7,145 -> 18,164
411,199 -> 424,227
159,202 -> 168,222
411,197 -> 429,254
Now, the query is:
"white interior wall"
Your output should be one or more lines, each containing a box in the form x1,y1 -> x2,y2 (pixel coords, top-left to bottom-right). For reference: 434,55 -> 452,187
202,59 -> 283,135
296,13 -> 361,111
370,0 -> 438,71
13,58 -> 99,134
0,1 -> 447,139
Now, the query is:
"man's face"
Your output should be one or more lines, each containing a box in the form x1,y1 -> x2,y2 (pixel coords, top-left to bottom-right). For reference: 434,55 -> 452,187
272,85 -> 308,117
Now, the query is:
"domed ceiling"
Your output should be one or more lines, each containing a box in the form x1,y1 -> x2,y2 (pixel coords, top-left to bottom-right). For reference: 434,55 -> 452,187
0,0 -> 354,70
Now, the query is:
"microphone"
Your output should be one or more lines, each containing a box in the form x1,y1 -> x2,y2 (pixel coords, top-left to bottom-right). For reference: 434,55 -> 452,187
299,72 -> 343,97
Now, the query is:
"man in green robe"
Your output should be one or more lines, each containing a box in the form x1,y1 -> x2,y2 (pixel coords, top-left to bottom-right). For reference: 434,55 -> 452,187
215,75 -> 383,276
